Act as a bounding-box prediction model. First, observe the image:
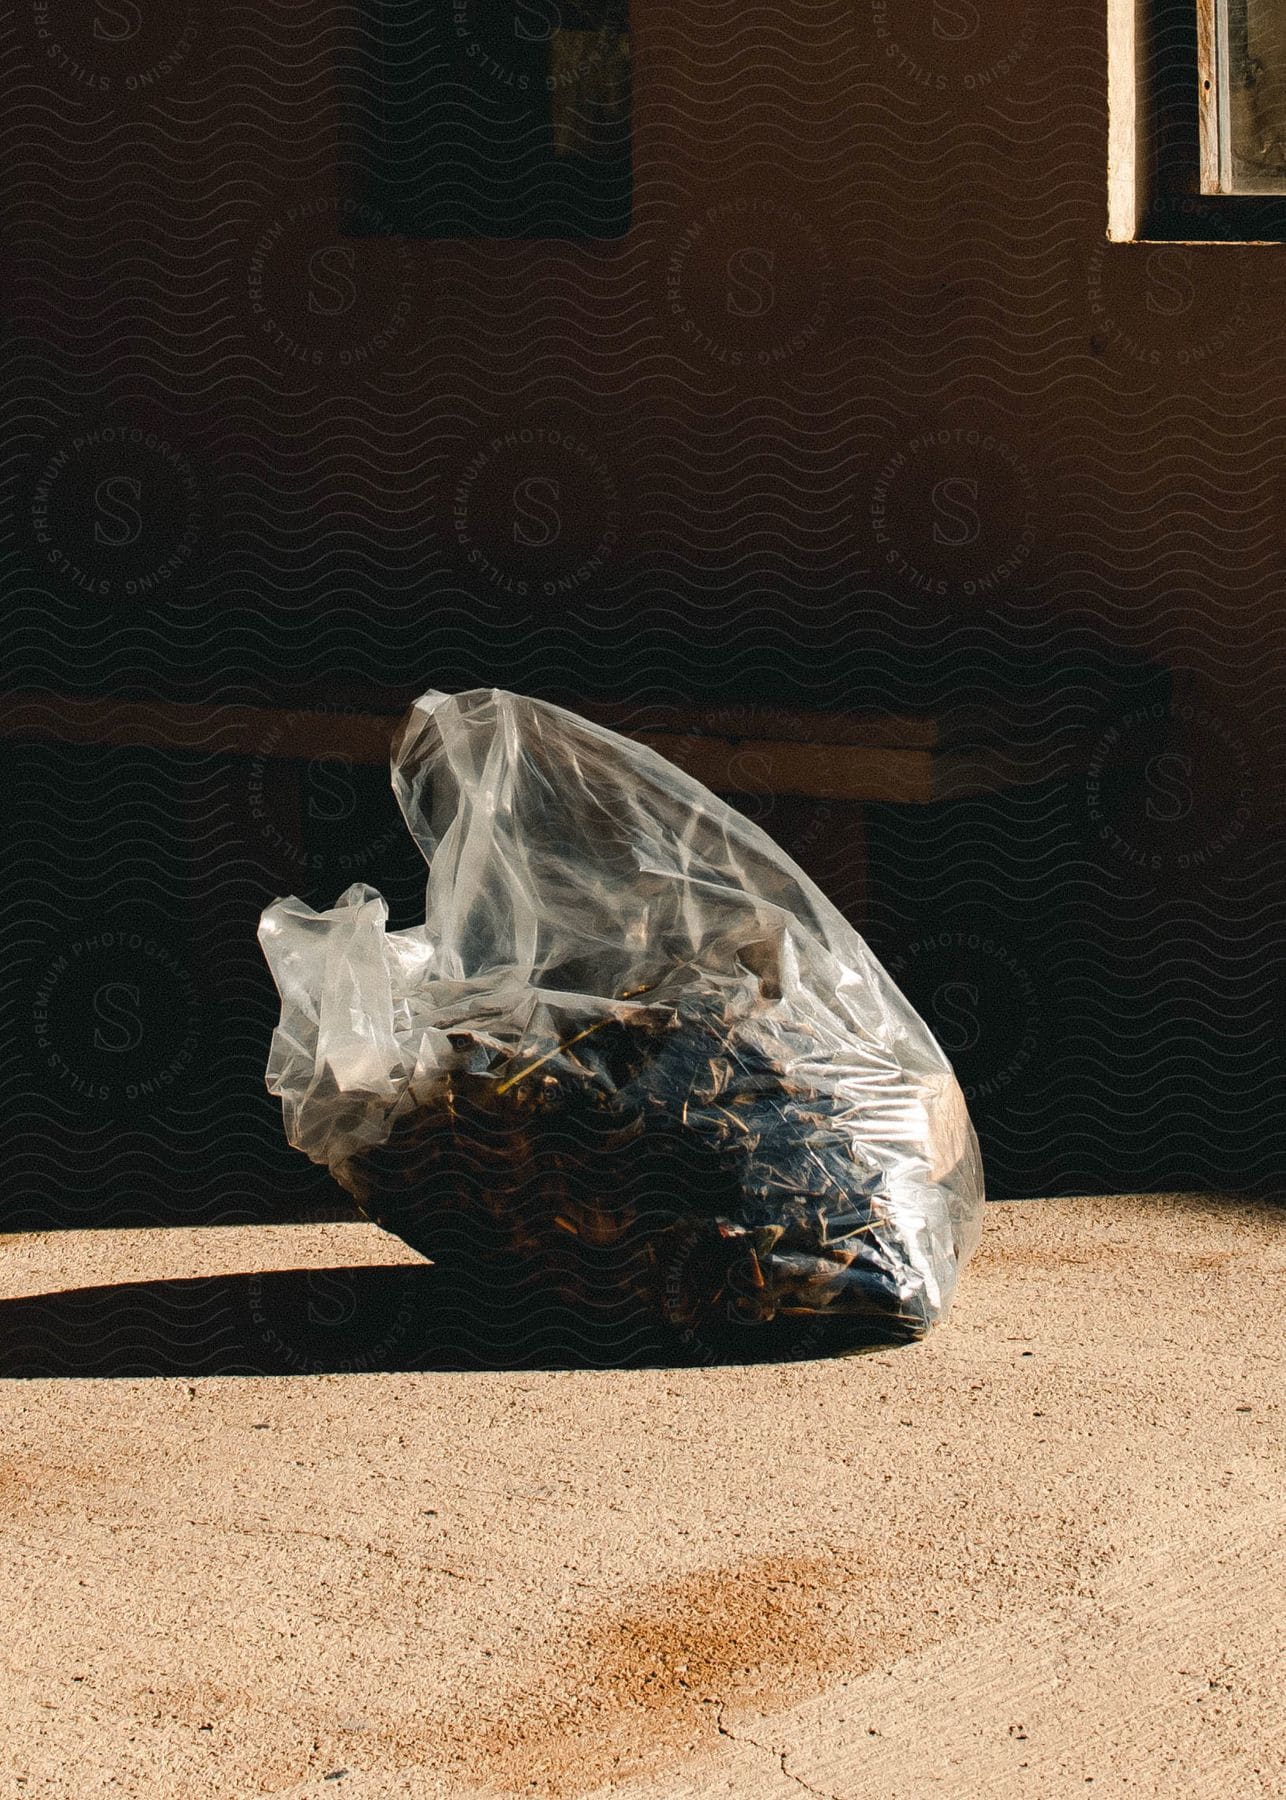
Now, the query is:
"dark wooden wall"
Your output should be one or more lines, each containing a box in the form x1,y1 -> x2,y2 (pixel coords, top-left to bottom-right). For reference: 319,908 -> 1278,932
5,1 -> 1283,1223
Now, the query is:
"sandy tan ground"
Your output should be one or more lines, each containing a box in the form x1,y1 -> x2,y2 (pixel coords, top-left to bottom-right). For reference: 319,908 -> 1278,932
1,1194 -> 1282,1800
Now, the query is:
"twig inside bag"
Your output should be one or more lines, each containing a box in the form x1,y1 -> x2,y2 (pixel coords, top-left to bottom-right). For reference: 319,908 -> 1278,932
495,980 -> 659,1095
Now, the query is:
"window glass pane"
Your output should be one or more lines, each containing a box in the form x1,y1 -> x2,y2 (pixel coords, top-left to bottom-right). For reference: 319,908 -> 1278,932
341,3 -> 632,238
1221,0 -> 1286,189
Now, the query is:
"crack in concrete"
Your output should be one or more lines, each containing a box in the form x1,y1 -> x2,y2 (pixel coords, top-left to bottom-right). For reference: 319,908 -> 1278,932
713,1701 -> 843,1800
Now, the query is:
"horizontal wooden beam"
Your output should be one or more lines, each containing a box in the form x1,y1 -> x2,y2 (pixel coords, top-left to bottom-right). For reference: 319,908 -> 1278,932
571,697 -> 943,749
1,693 -> 397,766
635,732 -> 940,803
1,692 -> 1037,803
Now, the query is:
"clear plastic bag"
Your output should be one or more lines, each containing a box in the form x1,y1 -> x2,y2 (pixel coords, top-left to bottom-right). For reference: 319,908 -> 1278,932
258,688 -> 984,1356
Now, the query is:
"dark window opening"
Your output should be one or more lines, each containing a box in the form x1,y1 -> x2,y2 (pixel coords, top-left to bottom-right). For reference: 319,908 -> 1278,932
340,2 -> 632,239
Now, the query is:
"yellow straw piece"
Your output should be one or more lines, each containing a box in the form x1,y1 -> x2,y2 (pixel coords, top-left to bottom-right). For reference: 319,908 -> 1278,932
494,981 -> 658,1096
495,1013 -> 616,1095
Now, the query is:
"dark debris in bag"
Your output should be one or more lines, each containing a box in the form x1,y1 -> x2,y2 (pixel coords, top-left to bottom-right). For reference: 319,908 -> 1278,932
337,994 -> 933,1357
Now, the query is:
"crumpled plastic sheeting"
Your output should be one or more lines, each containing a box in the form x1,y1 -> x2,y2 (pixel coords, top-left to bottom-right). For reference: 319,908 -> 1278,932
259,688 -> 984,1351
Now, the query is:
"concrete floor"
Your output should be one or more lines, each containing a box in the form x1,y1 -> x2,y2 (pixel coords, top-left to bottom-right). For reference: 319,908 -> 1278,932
1,1193 -> 1282,1799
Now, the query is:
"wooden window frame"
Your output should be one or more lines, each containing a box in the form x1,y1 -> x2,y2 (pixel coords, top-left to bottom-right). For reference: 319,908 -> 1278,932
1108,0 -> 1286,238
